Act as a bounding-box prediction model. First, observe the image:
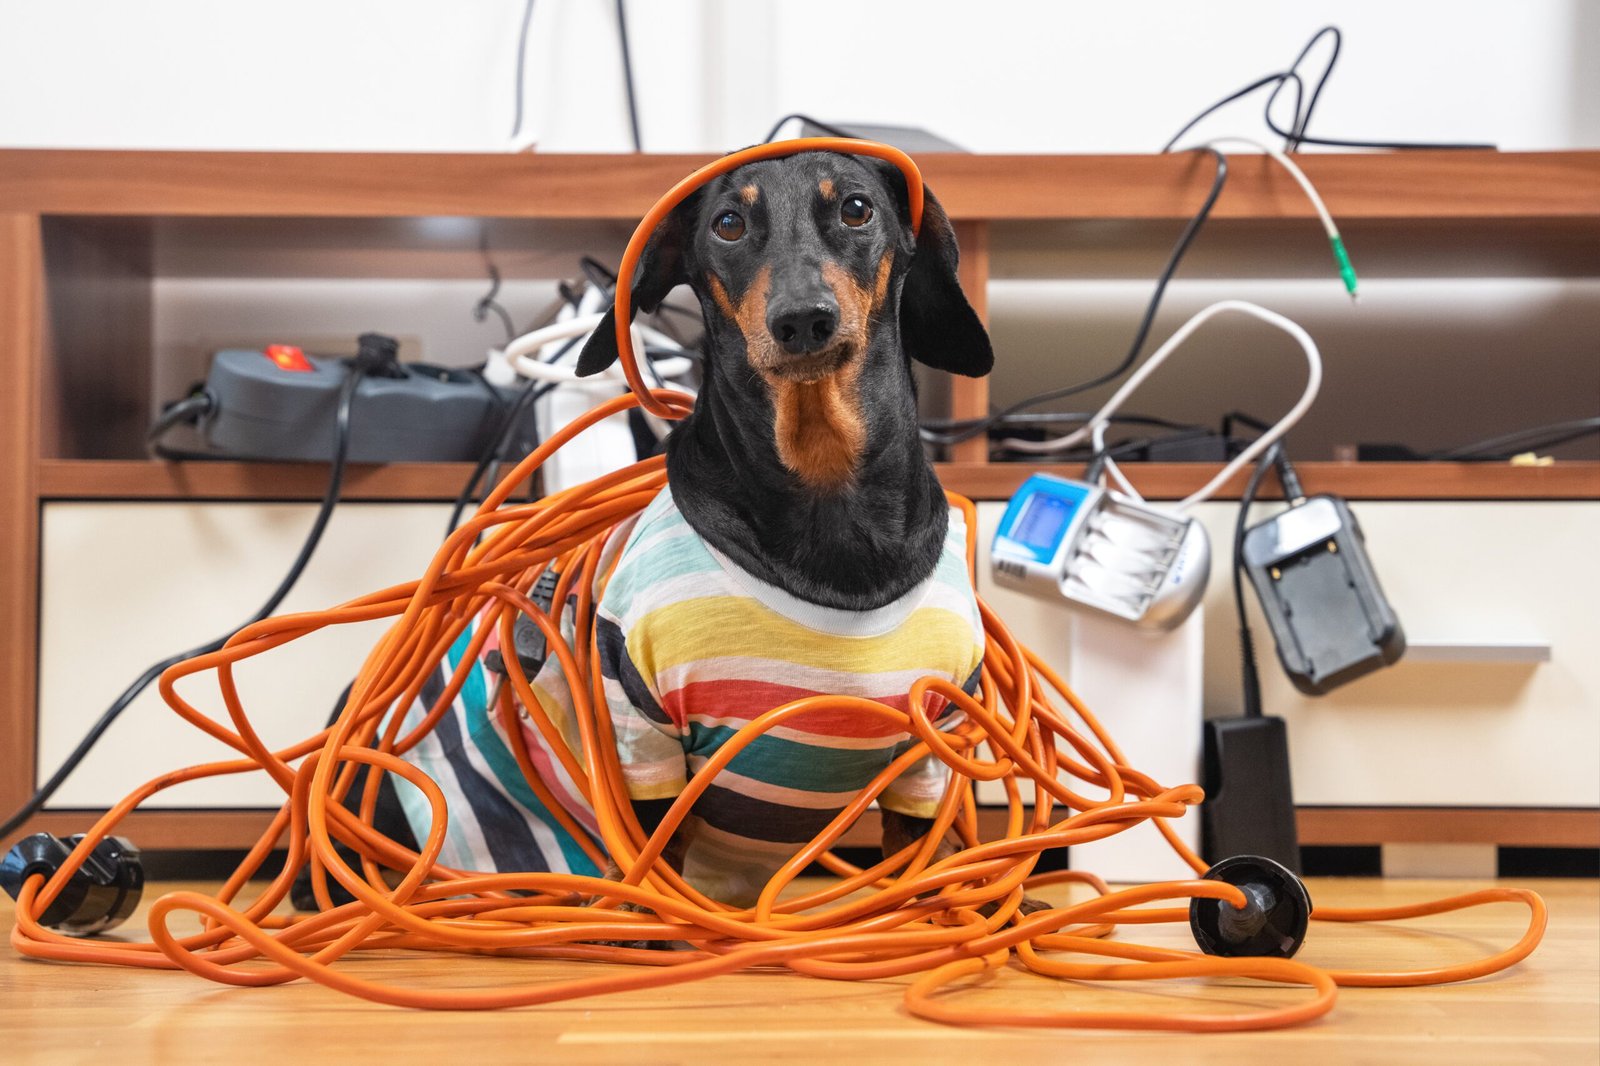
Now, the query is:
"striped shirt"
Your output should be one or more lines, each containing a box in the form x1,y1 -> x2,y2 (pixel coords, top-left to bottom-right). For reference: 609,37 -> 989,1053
389,488 -> 984,905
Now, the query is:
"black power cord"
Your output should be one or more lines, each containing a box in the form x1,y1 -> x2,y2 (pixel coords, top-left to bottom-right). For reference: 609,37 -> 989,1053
1233,446 -> 1278,720
1,370 -> 365,844
145,390 -> 216,456
1432,416 -> 1600,461
1232,443 -> 1306,720
614,0 -> 643,152
446,377 -> 555,535
763,113 -> 854,143
509,0 -> 537,141
1163,25 -> 1495,154
474,233 -> 518,344
920,148 -> 1229,449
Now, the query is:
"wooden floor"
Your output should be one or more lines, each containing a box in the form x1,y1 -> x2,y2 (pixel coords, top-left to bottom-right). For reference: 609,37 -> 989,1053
4,877 -> 1597,1065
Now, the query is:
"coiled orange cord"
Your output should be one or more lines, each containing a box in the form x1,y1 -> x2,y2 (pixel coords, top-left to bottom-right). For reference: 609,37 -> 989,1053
8,142 -> 1547,1027
6,388 -> 1548,1026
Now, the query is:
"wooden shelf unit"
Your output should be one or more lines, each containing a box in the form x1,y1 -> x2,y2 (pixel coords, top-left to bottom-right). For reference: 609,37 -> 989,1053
3,149 -> 1598,851
32,458 -> 1600,503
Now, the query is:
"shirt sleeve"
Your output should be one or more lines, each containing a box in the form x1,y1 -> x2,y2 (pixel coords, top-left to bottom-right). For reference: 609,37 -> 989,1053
596,612 -> 689,802
879,747 -> 954,819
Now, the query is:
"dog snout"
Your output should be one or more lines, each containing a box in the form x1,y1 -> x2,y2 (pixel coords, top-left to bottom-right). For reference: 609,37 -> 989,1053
768,301 -> 840,356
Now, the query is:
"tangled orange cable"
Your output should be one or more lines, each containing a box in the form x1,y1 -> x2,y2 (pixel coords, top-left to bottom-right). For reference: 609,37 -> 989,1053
8,142 -> 1547,1028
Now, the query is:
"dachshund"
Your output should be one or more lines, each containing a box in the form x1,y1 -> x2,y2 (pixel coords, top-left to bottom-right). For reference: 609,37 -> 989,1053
294,150 -> 996,914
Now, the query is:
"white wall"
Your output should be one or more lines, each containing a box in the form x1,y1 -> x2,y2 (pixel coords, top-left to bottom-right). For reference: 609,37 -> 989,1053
0,0 -> 1595,152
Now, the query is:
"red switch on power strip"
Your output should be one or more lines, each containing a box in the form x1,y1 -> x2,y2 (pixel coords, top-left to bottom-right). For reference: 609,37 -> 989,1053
264,344 -> 313,373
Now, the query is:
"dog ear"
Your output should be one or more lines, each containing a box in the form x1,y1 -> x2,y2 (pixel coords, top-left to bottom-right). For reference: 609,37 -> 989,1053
897,189 -> 994,378
576,193 -> 700,377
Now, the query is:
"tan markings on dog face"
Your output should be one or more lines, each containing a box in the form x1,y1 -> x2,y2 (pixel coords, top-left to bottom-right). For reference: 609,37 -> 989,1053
821,252 -> 893,344
707,267 -> 778,369
709,254 -> 895,493
870,252 -> 893,309
818,178 -> 836,200
740,184 -> 760,206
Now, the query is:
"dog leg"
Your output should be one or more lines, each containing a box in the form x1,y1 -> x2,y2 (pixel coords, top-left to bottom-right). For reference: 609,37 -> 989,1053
587,800 -> 688,949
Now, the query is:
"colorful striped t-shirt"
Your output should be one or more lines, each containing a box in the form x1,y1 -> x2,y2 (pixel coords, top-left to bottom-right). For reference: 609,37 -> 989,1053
389,487 -> 984,907
593,488 -> 985,905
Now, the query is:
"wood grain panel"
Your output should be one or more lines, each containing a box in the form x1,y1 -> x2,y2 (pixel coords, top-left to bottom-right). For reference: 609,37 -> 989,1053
2,150 -> 1596,221
1297,806 -> 1600,848
4,877 -> 1595,1063
17,805 -> 1594,855
831,806 -> 1600,850
936,459 -> 1600,501
37,458 -> 481,500
0,214 -> 43,826
13,809 -> 278,850
36,459 -> 1600,502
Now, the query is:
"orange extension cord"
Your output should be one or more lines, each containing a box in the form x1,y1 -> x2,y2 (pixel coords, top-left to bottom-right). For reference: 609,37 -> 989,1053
9,141 -> 1546,1029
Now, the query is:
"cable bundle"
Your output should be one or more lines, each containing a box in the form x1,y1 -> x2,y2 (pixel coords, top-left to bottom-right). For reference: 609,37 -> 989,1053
9,387 -> 1545,1028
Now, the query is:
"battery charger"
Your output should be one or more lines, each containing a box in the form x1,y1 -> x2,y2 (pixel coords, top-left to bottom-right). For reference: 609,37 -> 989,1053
1241,494 -> 1405,695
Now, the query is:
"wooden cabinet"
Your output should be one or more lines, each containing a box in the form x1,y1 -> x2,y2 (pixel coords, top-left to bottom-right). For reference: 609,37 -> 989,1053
2,149 -> 1597,849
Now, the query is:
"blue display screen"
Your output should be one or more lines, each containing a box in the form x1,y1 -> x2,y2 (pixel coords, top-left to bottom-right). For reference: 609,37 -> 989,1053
1012,492 -> 1074,553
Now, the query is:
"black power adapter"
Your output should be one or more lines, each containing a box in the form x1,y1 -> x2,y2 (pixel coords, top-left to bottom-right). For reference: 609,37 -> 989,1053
1241,494 -> 1405,695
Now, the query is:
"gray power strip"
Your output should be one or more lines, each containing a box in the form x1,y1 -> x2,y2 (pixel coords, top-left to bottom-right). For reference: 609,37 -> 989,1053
197,347 -> 533,463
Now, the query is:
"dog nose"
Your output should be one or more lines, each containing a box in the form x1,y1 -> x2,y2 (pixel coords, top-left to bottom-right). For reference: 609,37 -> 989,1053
769,304 -> 839,355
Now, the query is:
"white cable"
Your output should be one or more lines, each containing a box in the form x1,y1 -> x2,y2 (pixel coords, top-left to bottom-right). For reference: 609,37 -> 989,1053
998,300 -> 1322,512
1090,421 -> 1142,501
1180,136 -> 1359,303
1190,136 -> 1339,241
500,313 -> 692,383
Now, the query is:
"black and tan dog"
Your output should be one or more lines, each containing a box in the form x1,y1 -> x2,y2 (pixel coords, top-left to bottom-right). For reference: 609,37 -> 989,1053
296,151 -> 995,911
572,150 -> 993,871
578,150 -> 991,608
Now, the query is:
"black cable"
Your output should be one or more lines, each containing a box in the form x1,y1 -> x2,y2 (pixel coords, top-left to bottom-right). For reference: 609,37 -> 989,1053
1277,26 -> 1340,151
919,148 -> 1229,448
1161,72 -> 1298,154
762,113 -> 854,143
1430,416 -> 1600,461
474,234 -> 517,345
1163,25 -> 1494,154
447,379 -> 554,535
614,0 -> 643,152
1,371 -> 363,843
509,0 -> 537,141
1233,443 -> 1283,720
579,256 -> 619,294
146,391 -> 215,447
986,411 -> 1206,431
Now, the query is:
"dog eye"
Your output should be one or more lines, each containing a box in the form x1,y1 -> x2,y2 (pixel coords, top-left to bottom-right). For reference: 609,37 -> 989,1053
713,211 -> 746,241
840,196 -> 873,227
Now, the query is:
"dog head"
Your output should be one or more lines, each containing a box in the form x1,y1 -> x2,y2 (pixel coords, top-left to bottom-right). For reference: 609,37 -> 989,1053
577,150 -> 992,490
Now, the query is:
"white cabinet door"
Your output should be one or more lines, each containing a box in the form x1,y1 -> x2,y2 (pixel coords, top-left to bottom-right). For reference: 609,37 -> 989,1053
975,499 -> 1600,809
38,502 -> 452,808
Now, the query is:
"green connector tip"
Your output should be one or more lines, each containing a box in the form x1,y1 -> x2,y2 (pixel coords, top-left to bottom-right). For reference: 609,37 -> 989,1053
1330,234 -> 1359,300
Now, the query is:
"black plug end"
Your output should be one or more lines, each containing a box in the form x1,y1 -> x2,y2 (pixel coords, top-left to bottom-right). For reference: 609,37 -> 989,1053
354,332 -> 404,378
1273,452 -> 1306,503
1190,854 -> 1311,958
1,832 -> 144,935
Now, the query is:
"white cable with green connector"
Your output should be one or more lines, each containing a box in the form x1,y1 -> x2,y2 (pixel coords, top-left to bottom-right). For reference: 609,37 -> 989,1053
1185,136 -> 1360,302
